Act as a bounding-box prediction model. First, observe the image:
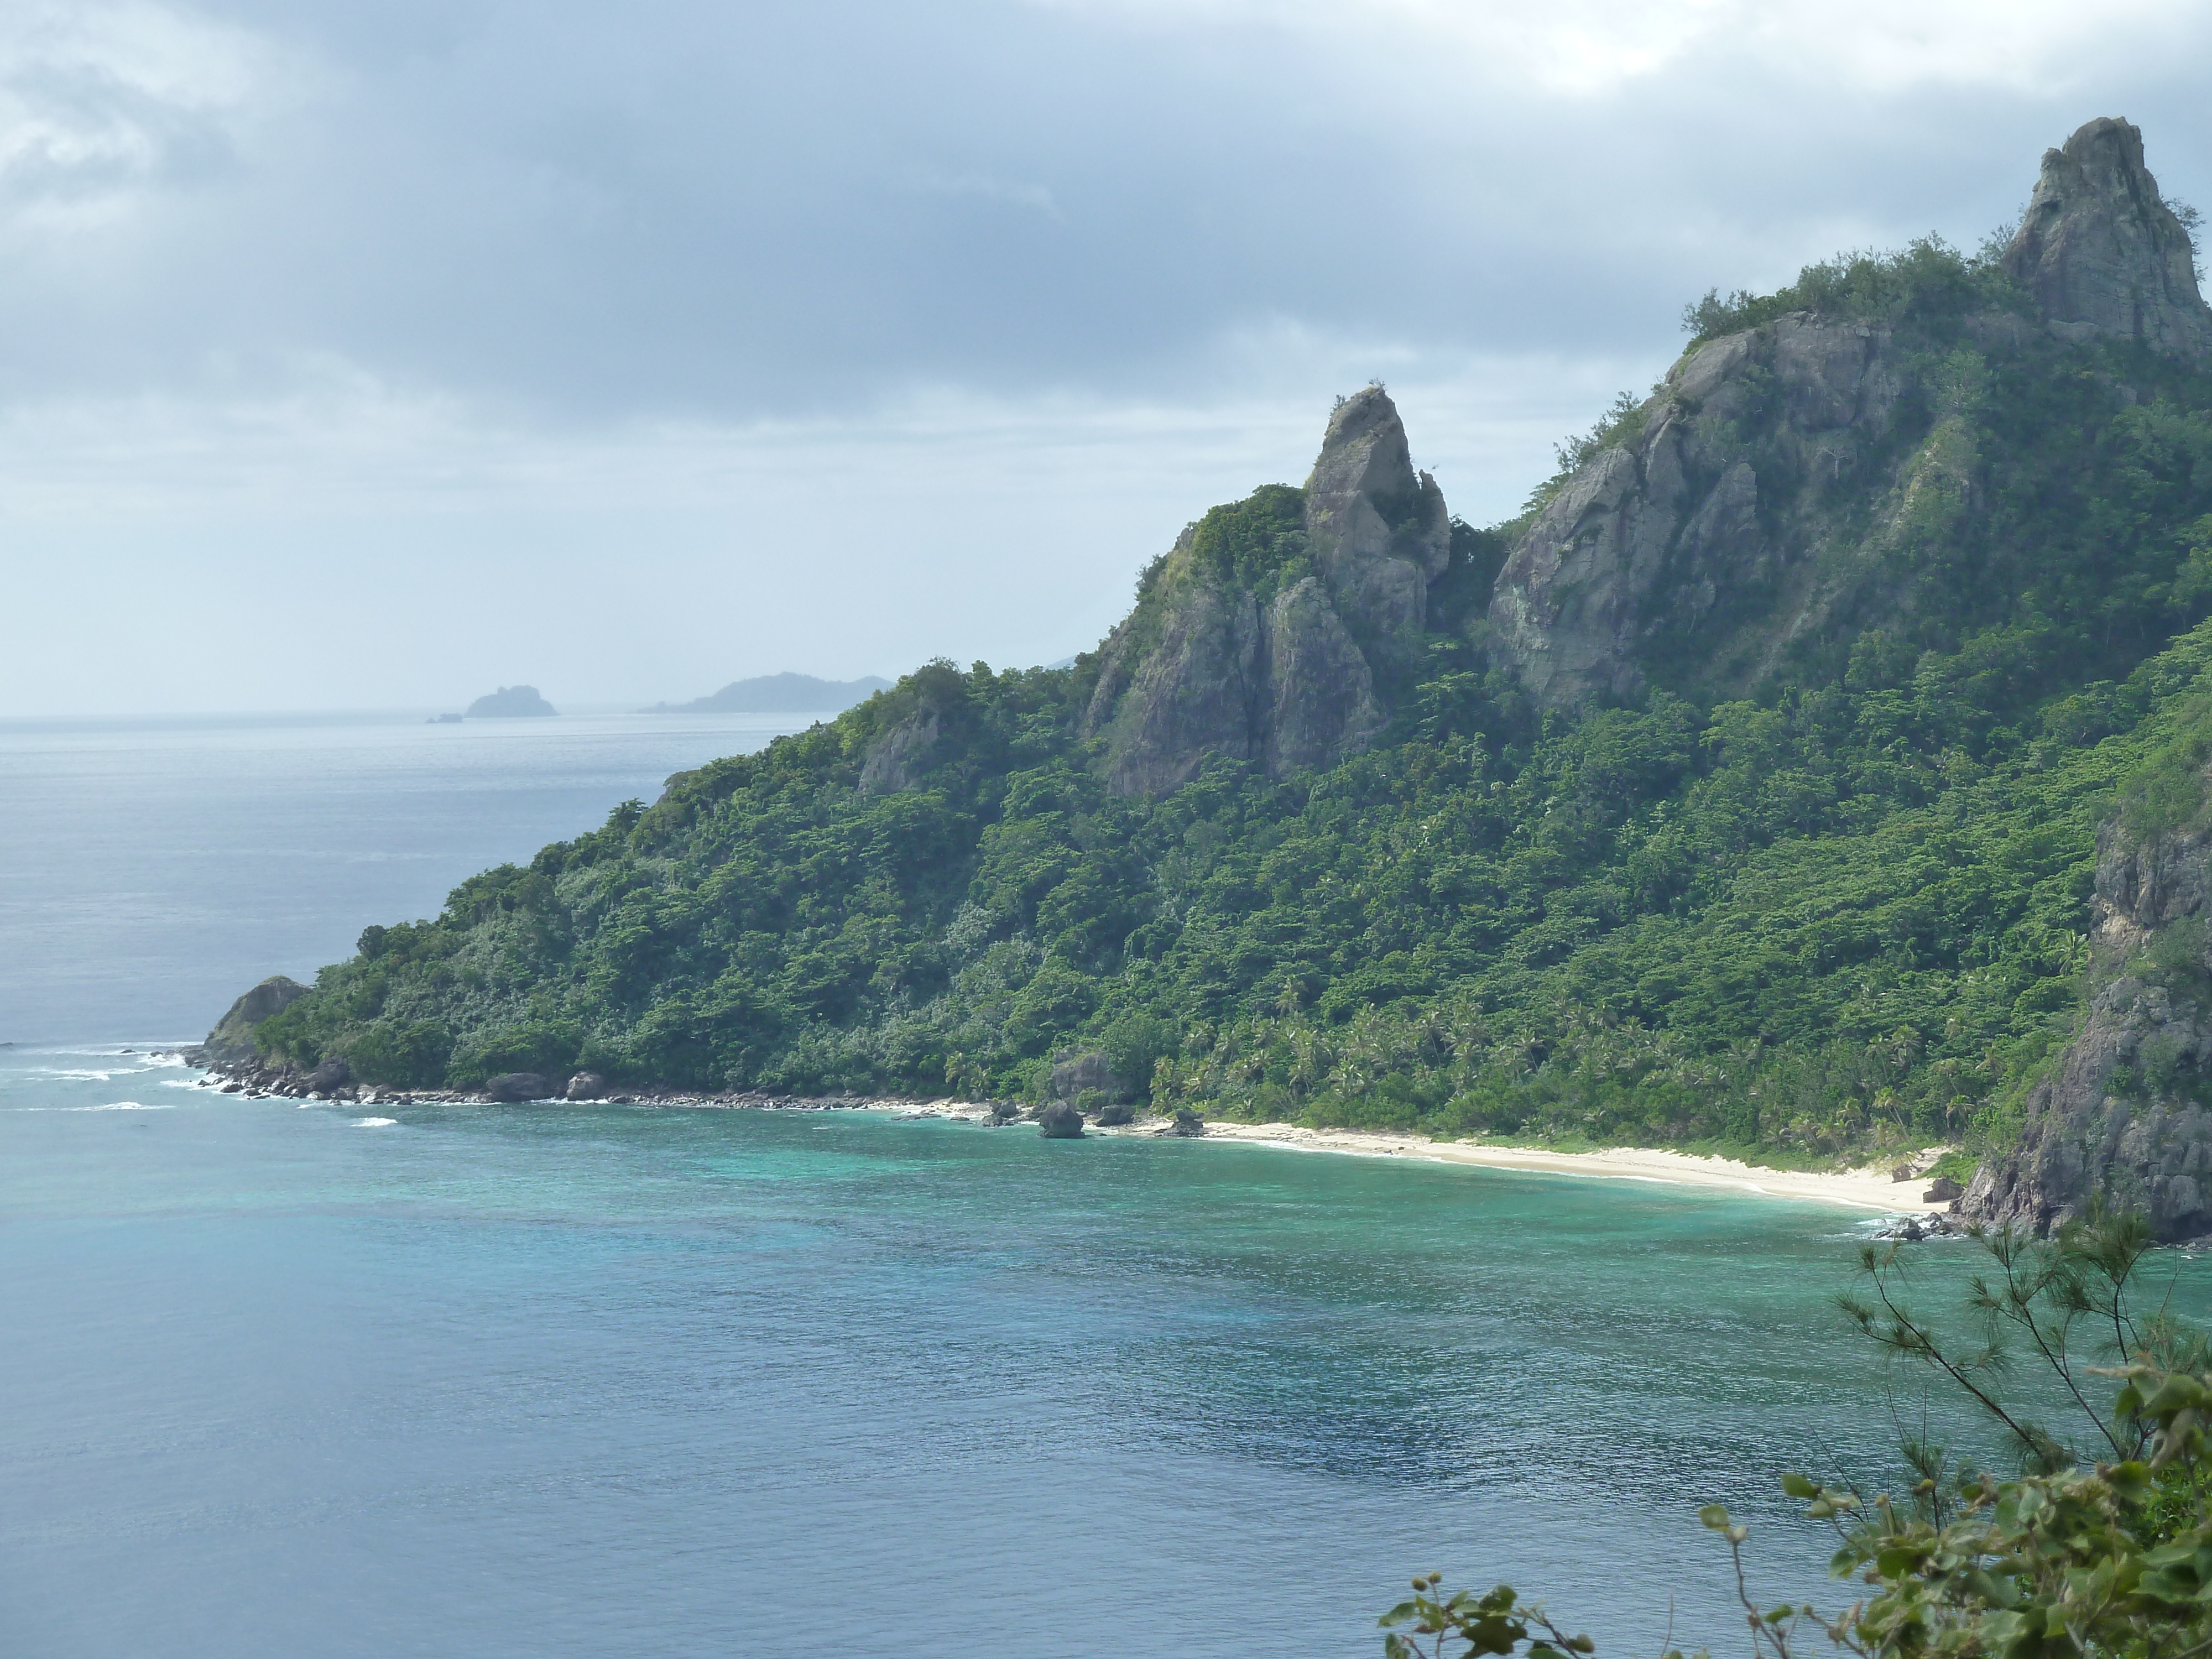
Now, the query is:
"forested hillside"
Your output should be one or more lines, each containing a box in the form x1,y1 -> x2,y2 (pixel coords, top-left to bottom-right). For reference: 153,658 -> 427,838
254,119 -> 2212,1166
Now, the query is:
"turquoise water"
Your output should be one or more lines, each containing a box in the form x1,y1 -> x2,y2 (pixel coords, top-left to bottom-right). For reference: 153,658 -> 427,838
1,1044 -> 2114,1658
8,713 -> 2206,1656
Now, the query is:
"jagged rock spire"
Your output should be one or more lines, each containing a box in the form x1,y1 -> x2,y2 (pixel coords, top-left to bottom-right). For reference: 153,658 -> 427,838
2003,117 -> 2212,357
1303,387 -> 1450,678
1077,388 -> 1455,796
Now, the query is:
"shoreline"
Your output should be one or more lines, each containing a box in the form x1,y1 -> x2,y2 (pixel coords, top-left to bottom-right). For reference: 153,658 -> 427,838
836,1098 -> 1949,1217
181,1058 -> 1949,1218
1183,1120 -> 1948,1214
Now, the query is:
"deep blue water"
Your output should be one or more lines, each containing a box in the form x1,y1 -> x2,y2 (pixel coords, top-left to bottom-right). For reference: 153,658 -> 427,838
6,713 -> 2201,1657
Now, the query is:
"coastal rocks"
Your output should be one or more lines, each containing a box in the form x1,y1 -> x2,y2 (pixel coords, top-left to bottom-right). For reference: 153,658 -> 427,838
1963,797 -> 2212,1241
1870,1213 -> 1972,1243
1037,1102 -> 1086,1138
1923,1176 -> 1964,1203
187,975 -> 308,1066
1082,388 -> 1443,796
1095,1100 -> 1136,1127
306,1057 -> 351,1092
2002,117 -> 2212,358
482,1072 -> 553,1102
1166,1108 -> 1206,1137
564,1071 -> 607,1100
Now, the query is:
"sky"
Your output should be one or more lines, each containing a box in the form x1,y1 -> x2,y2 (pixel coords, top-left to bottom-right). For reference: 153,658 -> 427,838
6,0 -> 2212,716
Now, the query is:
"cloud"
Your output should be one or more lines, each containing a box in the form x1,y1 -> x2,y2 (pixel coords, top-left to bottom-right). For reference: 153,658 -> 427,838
0,2 -> 282,221
1030,0 -> 2210,96
4,0 -> 2212,712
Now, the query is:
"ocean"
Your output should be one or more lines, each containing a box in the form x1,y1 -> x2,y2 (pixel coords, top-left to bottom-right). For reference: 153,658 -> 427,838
4,711 -> 2195,1657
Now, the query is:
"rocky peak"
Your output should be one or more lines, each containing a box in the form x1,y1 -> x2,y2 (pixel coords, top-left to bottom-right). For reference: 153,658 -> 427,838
1304,387 -> 1451,679
2002,116 -> 2212,357
1079,389 -> 1454,796
1308,386 -> 1417,499
1485,120 -> 2212,713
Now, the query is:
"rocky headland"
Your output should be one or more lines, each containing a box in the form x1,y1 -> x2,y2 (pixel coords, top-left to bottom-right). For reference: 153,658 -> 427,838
1963,778 -> 2212,1242
184,118 -> 2212,1238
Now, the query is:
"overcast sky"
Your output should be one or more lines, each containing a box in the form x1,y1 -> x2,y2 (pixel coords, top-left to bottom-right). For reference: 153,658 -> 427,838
6,0 -> 2212,714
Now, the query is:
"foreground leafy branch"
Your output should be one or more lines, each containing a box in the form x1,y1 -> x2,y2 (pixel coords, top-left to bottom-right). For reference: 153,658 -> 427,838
1388,1212 -> 2212,1659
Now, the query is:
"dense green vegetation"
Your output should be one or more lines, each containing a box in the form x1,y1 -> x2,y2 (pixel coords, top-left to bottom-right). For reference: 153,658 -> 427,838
257,246 -> 2212,1163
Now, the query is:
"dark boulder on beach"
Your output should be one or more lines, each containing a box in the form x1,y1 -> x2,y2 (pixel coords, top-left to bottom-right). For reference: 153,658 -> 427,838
483,1072 -> 553,1102
1095,1100 -> 1136,1127
1168,1108 -> 1206,1137
306,1057 -> 351,1092
1038,1102 -> 1086,1139
564,1071 -> 606,1100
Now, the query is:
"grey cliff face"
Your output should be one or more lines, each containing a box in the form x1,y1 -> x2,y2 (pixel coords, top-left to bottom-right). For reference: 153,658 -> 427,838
1261,576 -> 1385,776
1963,805 -> 2212,1242
190,974 -> 309,1065
1488,315 -> 1908,706
1303,388 -> 1451,676
858,703 -> 945,795
1084,550 -> 1265,797
2002,117 -> 2212,358
1082,388 -> 1438,796
1486,118 -> 2209,713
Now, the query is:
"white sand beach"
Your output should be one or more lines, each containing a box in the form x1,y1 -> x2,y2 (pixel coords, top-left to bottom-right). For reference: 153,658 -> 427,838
893,1099 -> 1950,1215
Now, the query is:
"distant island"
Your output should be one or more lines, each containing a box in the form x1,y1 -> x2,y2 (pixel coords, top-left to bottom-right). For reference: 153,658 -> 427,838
465,686 -> 557,718
644,673 -> 890,714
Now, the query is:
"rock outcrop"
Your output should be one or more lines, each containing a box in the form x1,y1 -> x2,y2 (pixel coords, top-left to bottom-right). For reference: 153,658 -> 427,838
1486,116 -> 2209,712
187,974 -> 308,1065
1082,388 -> 1442,796
1037,1102 -> 1086,1138
1488,317 -> 1910,706
859,702 -> 945,794
2002,117 -> 2212,358
1302,389 -> 1452,676
1050,1050 -> 1114,1100
1963,800 -> 2212,1241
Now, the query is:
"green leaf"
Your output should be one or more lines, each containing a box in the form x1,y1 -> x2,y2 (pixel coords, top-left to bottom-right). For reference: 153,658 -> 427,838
1699,1504 -> 1732,1531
